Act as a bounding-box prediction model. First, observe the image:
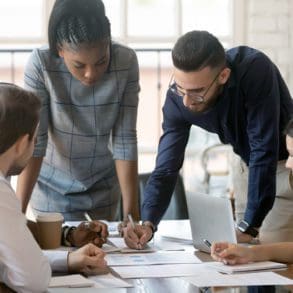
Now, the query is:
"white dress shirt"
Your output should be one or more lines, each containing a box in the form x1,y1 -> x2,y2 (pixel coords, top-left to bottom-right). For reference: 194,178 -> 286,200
0,173 -> 67,292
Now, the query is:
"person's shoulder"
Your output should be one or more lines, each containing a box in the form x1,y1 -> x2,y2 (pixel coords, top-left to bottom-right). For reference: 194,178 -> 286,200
111,41 -> 136,56
226,46 -> 272,67
30,45 -> 65,70
0,178 -> 22,213
30,45 -> 50,60
110,41 -> 137,68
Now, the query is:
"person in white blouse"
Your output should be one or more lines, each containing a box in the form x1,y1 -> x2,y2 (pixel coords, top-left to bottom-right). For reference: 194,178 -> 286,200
211,118 -> 293,265
0,83 -> 107,293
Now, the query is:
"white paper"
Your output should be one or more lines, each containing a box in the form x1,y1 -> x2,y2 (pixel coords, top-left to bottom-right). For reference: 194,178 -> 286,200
112,263 -> 212,279
208,261 -> 287,274
49,274 -> 95,288
88,273 -> 133,288
183,271 -> 293,287
158,219 -> 192,242
106,237 -> 156,253
106,251 -> 201,266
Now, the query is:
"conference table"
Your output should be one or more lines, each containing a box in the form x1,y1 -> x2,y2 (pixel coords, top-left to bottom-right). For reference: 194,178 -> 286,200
1,220 -> 293,293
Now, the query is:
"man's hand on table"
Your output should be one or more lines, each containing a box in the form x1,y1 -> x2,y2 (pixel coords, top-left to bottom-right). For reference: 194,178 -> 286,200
68,243 -> 108,275
122,222 -> 153,249
69,221 -> 109,247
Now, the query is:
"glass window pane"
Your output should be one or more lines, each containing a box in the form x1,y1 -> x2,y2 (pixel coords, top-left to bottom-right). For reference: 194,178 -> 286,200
136,50 -> 172,173
182,0 -> 232,37
103,0 -> 121,38
0,0 -> 43,38
128,0 -> 177,38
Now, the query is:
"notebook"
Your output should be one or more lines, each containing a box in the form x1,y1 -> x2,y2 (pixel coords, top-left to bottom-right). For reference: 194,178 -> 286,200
186,193 -> 237,253
49,274 -> 95,288
208,261 -> 287,274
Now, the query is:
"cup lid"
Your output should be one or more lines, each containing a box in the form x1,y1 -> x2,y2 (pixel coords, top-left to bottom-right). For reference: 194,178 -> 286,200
36,212 -> 64,222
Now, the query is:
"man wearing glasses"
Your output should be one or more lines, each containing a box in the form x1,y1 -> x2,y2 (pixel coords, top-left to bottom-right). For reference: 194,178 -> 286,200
122,30 -> 293,249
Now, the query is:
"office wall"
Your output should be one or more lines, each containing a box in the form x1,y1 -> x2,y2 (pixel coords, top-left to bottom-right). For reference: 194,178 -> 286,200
245,0 -> 293,94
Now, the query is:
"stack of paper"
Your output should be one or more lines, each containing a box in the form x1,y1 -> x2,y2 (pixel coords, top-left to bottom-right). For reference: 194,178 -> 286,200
106,251 -> 202,266
112,263 -> 212,279
105,237 -> 156,253
49,275 -> 95,288
183,271 -> 293,287
208,261 -> 287,274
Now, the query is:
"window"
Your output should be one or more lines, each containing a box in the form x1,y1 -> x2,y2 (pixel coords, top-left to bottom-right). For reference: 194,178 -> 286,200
0,0 -> 43,39
0,0 -> 56,45
0,0 -> 242,192
104,0 -> 238,47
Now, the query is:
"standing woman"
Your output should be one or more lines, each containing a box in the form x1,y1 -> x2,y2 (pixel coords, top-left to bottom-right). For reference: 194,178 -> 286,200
17,0 -> 140,222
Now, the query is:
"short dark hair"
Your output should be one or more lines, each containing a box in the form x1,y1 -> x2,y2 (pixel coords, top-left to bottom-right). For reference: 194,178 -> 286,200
172,30 -> 226,72
0,83 -> 41,155
48,0 -> 111,56
285,118 -> 293,138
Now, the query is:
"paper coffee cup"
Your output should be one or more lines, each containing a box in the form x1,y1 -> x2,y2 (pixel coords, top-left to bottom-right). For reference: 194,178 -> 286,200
36,212 -> 64,249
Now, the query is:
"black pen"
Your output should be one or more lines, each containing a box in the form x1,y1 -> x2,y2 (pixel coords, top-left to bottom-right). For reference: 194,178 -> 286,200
203,238 -> 212,249
203,238 -> 228,264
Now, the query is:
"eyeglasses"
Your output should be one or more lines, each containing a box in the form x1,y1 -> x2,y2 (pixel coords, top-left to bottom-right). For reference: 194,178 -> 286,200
168,70 -> 222,103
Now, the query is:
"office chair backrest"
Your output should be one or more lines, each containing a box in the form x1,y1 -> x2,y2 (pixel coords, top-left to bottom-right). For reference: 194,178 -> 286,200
138,173 -> 189,220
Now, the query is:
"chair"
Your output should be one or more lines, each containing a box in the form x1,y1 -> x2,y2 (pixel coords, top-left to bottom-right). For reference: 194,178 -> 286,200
138,173 -> 189,220
201,143 -> 232,195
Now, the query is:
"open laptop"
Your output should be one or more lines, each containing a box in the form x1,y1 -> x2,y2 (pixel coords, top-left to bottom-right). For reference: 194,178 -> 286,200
186,192 -> 237,253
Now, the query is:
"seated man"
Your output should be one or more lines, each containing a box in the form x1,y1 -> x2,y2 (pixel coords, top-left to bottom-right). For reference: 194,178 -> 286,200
211,118 -> 293,265
0,83 -> 107,293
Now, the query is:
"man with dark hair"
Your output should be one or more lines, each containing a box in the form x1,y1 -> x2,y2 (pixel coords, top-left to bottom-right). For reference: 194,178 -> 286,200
123,30 -> 293,249
0,83 -> 107,292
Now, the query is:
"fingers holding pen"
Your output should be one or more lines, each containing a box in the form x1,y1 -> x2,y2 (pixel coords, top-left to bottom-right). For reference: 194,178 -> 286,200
123,222 -> 141,249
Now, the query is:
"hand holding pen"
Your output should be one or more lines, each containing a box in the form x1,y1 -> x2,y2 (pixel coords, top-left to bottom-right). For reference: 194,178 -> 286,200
210,242 -> 255,265
203,239 -> 228,265
68,212 -> 109,247
122,214 -> 153,250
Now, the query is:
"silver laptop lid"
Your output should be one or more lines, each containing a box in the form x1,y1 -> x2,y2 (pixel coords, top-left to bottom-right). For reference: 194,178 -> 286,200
187,193 -> 237,253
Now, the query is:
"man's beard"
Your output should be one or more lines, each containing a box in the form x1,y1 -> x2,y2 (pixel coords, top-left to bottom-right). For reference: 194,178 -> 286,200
187,85 -> 223,114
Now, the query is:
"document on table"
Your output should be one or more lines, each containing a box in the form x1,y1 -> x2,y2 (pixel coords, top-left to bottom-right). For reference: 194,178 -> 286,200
105,237 -> 185,253
106,237 -> 156,253
106,251 -> 202,266
158,219 -> 192,242
183,271 -> 293,287
49,274 -> 95,288
88,273 -> 133,288
112,263 -> 212,279
208,261 -> 287,274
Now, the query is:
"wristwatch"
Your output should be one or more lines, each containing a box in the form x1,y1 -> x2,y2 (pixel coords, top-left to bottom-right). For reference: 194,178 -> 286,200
142,221 -> 156,241
237,220 -> 259,238
142,221 -> 156,233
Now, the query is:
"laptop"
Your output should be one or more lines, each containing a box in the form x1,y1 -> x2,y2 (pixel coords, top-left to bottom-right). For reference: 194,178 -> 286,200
186,192 -> 237,253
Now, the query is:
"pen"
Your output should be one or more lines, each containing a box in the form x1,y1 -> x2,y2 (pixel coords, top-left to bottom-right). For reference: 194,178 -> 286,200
203,238 -> 228,265
127,213 -> 136,230
203,238 -> 212,248
84,212 -> 92,222
128,214 -> 142,249
84,212 -> 104,241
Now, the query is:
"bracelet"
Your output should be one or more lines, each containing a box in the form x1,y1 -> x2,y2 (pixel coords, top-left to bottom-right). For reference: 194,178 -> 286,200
62,226 -> 76,247
142,221 -> 155,241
